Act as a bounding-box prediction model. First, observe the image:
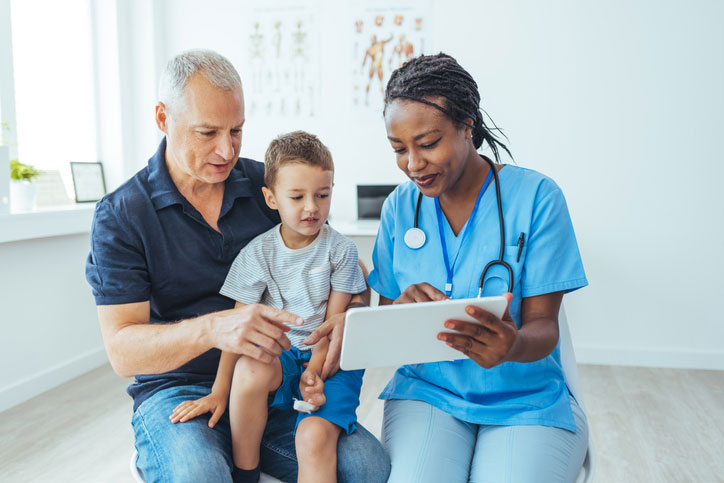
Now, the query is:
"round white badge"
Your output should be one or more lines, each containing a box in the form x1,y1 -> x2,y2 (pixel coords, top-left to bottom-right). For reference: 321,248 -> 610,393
404,227 -> 426,249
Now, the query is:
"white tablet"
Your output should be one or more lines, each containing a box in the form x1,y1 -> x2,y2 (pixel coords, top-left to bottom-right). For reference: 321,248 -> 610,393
340,295 -> 508,371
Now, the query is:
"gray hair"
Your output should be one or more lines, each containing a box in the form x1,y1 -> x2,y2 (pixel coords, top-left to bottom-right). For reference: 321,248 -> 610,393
158,49 -> 242,114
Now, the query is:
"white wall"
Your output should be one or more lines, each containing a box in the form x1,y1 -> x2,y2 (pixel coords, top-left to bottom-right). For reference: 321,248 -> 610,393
155,0 -> 724,369
0,234 -> 105,411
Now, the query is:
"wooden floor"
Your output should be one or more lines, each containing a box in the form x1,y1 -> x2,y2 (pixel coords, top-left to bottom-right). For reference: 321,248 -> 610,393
1,364 -> 723,482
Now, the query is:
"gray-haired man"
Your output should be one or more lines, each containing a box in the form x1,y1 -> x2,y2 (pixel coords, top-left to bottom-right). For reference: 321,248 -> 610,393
86,49 -> 389,482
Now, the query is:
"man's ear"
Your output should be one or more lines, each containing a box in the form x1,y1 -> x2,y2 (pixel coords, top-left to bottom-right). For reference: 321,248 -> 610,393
155,102 -> 169,133
261,186 -> 277,210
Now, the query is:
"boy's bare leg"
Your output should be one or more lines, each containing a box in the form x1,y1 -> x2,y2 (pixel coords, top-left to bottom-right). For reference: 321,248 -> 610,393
229,355 -> 283,469
295,416 -> 342,483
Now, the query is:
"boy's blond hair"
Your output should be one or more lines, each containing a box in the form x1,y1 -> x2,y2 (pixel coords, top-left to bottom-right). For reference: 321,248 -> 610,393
264,131 -> 334,189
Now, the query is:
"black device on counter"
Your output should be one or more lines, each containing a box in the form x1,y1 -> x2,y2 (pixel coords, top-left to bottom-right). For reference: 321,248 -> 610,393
356,184 -> 397,219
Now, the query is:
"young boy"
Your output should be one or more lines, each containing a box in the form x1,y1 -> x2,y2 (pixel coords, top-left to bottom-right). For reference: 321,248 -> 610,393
170,131 -> 366,483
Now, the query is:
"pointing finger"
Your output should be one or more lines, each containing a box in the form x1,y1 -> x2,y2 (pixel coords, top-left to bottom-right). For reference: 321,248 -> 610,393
259,305 -> 304,327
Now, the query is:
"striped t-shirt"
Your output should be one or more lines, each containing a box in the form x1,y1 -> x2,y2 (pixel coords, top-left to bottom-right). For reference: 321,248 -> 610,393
220,223 -> 366,350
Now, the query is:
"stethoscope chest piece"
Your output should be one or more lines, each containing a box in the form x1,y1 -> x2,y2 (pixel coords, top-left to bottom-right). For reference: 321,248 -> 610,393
404,227 -> 426,249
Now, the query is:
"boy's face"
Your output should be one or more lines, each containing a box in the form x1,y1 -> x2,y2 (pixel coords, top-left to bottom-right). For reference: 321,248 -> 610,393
262,162 -> 334,245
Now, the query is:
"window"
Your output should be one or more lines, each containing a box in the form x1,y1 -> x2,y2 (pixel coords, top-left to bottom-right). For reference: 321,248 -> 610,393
2,0 -> 97,206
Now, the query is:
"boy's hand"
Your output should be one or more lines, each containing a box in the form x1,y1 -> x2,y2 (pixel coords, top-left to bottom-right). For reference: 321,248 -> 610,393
169,392 -> 227,428
299,369 -> 326,409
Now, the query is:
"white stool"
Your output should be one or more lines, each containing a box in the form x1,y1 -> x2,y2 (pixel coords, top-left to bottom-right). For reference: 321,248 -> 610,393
558,305 -> 596,483
130,449 -> 282,482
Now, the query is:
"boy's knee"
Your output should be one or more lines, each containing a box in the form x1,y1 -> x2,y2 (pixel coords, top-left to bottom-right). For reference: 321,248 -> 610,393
233,356 -> 280,393
295,417 -> 340,458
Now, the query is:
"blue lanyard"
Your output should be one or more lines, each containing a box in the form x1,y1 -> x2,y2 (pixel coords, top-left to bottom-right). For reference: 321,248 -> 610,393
435,169 -> 494,297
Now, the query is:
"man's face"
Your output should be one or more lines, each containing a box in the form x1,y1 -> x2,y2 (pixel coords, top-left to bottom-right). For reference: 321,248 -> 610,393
156,73 -> 245,186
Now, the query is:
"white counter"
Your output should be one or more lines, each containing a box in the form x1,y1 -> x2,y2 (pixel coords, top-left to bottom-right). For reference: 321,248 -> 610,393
329,219 -> 380,237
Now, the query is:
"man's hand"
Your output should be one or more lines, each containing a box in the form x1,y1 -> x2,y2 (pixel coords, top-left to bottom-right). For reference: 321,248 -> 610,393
210,304 -> 303,363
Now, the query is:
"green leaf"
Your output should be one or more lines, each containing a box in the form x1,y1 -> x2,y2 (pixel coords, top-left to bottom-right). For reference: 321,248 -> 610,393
10,160 -> 39,181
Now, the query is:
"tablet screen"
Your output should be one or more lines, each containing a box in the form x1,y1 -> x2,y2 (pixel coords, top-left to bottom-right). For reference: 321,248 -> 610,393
340,295 -> 508,370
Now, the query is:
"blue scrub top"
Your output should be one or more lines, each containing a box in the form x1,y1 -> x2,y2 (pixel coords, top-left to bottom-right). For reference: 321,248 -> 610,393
367,165 -> 588,432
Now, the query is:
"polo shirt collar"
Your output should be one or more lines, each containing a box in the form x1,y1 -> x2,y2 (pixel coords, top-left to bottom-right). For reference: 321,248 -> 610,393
148,138 -> 255,211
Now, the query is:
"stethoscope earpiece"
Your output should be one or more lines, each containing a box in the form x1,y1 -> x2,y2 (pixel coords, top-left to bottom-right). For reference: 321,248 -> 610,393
404,227 -> 426,249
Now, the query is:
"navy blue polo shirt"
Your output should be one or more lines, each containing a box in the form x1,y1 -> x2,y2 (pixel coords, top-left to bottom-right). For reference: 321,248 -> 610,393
86,138 -> 279,411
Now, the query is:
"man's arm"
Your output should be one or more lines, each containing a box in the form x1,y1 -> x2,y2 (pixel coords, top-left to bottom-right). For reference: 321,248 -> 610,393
98,301 -> 302,378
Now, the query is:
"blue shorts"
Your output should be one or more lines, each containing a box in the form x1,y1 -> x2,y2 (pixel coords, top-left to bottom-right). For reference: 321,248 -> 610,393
270,346 -> 364,435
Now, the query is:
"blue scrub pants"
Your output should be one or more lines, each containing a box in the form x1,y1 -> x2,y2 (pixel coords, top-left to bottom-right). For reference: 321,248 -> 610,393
132,383 -> 390,483
382,396 -> 588,483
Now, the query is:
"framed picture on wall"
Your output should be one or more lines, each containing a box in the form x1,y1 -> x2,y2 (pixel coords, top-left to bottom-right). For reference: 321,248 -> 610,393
70,162 -> 107,203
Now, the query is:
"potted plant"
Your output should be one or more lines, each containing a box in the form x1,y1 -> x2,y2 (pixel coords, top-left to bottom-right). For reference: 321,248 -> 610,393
10,159 -> 40,211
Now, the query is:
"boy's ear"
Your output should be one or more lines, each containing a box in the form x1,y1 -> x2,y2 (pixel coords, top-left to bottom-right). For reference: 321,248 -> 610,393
261,186 -> 277,210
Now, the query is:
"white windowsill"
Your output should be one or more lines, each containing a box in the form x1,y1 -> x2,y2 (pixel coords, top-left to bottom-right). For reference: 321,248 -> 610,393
0,208 -> 374,244
0,204 -> 96,244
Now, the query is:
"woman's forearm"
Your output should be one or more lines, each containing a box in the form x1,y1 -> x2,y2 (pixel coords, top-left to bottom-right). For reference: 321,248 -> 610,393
505,317 -> 559,363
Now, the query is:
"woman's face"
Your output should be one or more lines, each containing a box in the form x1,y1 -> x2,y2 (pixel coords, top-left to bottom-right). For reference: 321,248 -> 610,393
384,98 -> 472,198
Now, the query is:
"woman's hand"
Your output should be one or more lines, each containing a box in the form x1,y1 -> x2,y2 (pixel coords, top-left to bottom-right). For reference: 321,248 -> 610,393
393,282 -> 449,304
438,293 -> 518,369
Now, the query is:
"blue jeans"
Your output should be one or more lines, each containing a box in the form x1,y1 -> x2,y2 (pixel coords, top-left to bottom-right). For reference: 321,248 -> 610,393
382,396 -> 588,483
132,383 -> 390,483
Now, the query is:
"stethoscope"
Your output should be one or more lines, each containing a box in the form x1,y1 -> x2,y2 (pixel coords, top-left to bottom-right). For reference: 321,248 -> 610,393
404,156 -> 514,297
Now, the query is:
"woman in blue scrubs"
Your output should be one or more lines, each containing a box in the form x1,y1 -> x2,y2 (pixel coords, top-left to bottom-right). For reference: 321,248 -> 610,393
367,53 -> 589,482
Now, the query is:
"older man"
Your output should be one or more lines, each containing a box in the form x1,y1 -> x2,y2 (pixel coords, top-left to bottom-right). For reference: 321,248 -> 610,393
86,50 -> 389,482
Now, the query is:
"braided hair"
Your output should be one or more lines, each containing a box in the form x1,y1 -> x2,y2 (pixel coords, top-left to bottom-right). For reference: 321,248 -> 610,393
383,53 -> 512,164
